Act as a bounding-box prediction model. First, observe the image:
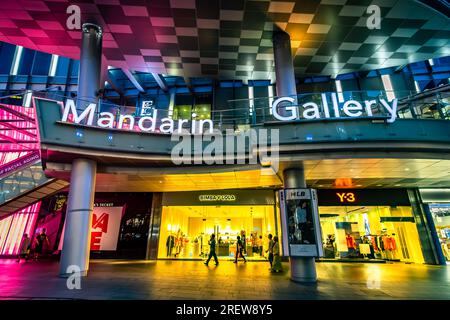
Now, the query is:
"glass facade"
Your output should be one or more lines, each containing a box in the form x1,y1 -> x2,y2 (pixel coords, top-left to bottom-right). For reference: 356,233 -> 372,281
429,204 -> 450,262
157,205 -> 276,260
319,205 -> 424,263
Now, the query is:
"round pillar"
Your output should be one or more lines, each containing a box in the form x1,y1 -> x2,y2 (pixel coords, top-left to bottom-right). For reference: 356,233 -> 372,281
272,32 -> 297,98
59,23 -> 102,277
59,158 -> 97,276
78,23 -> 103,108
283,167 -> 318,283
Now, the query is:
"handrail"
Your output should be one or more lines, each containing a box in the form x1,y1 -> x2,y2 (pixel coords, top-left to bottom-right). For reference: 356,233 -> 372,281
2,88 -> 449,133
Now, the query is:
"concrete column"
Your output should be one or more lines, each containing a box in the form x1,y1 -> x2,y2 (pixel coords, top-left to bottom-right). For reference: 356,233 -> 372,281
272,32 -> 297,98
273,31 -> 315,282
283,167 -> 318,283
59,158 -> 97,276
59,23 -> 102,276
77,23 -> 103,107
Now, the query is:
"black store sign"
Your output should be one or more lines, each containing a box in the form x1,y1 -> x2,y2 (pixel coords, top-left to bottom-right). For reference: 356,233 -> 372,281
162,189 -> 275,206
317,189 -> 410,206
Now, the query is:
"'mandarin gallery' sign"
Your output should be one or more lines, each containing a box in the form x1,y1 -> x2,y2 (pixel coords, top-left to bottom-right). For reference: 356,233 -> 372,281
60,93 -> 399,135
61,99 -> 214,134
271,93 -> 399,123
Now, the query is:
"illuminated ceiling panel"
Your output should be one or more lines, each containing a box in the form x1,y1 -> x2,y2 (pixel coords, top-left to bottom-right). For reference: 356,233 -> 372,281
90,158 -> 450,192
0,0 -> 448,80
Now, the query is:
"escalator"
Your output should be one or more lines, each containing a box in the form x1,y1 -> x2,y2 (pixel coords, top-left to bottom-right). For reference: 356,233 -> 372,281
0,100 -> 69,218
0,152 -> 69,218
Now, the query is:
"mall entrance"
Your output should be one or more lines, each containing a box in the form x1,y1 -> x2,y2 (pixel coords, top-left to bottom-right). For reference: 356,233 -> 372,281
154,190 -> 279,261
317,189 -> 426,264
319,205 -> 424,263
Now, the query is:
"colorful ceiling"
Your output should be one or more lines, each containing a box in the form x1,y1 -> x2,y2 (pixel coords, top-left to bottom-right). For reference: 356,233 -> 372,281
0,0 -> 448,81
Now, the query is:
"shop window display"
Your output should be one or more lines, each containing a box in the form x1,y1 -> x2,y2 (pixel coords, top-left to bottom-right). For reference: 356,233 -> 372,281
429,204 -> 450,262
319,206 -> 425,263
157,205 -> 276,260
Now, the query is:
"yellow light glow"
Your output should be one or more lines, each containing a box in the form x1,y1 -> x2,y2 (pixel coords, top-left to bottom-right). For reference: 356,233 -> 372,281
291,40 -> 301,48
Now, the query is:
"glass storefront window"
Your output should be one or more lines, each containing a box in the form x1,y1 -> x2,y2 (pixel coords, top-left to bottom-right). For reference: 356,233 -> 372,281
192,104 -> 211,120
157,205 -> 276,260
173,105 -> 192,120
319,206 -> 424,263
429,204 -> 450,262
172,104 -> 211,120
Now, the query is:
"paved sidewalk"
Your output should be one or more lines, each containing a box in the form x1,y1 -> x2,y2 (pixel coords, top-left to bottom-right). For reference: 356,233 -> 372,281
0,259 -> 449,300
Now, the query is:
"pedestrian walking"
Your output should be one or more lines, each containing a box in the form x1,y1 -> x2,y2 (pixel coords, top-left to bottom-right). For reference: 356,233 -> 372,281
204,234 -> 219,266
233,235 -> 247,263
266,234 -> 274,269
271,236 -> 282,273
34,228 -> 49,261
16,233 -> 31,263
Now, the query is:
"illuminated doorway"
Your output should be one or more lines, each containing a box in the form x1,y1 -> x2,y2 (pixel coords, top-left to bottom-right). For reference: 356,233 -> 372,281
157,205 -> 276,260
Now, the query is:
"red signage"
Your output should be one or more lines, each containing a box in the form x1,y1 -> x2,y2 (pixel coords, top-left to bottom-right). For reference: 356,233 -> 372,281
59,206 -> 124,251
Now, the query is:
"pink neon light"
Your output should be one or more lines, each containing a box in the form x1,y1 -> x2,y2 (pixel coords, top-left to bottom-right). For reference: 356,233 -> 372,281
24,202 -> 40,236
0,201 -> 41,255
0,216 -> 12,253
0,102 -> 39,164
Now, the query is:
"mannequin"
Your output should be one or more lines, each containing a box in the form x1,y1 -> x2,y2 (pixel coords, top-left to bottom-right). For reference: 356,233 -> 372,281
166,234 -> 175,257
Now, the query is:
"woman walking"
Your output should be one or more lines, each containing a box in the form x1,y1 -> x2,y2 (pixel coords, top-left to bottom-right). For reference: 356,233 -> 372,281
271,236 -> 282,273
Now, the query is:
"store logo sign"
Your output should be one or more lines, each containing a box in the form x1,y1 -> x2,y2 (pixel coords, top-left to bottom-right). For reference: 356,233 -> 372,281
199,194 -> 236,202
61,99 -> 214,134
271,93 -> 398,123
336,192 -> 356,203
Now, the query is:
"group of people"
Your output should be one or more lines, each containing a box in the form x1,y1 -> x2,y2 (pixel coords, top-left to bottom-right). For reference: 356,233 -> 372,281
204,233 -> 282,272
16,228 -> 49,263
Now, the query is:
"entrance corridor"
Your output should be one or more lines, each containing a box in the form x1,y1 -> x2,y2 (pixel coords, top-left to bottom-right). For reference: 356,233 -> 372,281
0,259 -> 449,300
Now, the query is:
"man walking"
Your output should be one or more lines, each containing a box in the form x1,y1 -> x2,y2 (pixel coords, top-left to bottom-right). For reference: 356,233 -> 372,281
266,234 -> 274,270
34,228 -> 49,261
17,233 -> 31,263
233,235 -> 247,263
204,234 -> 219,266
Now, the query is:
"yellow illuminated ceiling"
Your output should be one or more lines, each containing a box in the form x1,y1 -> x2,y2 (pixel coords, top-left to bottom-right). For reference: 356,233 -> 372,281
89,158 -> 450,192
95,168 -> 282,192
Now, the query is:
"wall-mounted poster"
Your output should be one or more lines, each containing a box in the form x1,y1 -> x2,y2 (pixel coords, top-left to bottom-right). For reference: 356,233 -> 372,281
58,205 -> 124,251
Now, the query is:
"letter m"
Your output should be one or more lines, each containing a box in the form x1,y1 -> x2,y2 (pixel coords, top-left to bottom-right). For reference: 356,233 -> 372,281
62,99 -> 96,125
